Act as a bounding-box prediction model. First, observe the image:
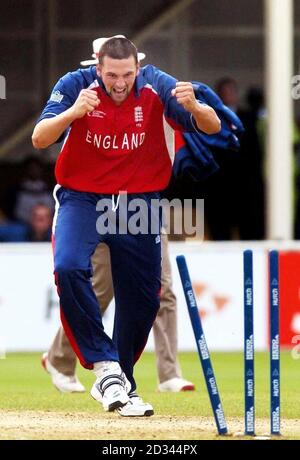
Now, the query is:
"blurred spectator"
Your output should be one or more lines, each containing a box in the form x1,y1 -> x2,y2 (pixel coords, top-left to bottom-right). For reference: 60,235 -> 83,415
0,204 -> 52,242
4,156 -> 54,224
27,204 -> 52,242
236,87 -> 266,239
0,208 -> 27,242
204,77 -> 241,240
204,80 -> 266,240
215,77 -> 239,112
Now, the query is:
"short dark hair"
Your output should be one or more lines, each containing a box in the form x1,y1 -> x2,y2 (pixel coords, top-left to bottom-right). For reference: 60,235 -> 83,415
98,37 -> 138,65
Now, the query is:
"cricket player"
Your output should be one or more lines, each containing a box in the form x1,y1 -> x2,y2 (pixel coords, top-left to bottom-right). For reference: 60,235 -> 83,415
32,36 -> 220,417
42,37 -> 195,396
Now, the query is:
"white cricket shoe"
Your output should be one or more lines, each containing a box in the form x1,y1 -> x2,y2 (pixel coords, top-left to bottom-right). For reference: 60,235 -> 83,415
158,377 -> 195,393
41,352 -> 85,393
90,362 -> 130,412
117,392 -> 154,417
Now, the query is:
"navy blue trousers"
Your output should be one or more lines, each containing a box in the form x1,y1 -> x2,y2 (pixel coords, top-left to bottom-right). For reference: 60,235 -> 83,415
53,187 -> 161,391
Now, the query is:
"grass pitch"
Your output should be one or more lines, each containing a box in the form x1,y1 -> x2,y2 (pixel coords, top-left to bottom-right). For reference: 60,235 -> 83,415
0,351 -> 299,440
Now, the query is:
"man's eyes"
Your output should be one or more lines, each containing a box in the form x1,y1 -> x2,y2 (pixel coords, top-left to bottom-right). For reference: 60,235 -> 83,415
106,73 -> 133,78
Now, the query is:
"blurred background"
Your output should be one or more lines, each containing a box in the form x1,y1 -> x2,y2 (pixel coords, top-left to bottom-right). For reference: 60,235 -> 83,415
0,0 -> 299,354
1,0 -> 299,240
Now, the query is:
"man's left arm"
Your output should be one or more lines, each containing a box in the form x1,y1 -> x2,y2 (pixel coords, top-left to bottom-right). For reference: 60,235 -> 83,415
171,82 -> 221,135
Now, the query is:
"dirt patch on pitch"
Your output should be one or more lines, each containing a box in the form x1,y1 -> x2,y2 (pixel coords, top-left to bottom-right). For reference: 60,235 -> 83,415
0,410 -> 299,440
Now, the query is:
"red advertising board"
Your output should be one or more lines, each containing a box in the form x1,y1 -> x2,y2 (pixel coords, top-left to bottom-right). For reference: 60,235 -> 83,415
279,251 -> 300,347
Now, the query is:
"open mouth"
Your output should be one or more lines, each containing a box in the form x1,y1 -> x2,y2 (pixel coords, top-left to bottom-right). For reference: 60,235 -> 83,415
113,88 -> 127,96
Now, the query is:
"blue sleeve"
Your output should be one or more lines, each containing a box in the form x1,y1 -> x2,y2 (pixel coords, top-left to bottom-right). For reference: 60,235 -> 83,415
37,72 -> 81,123
36,70 -> 90,143
173,130 -> 220,182
143,65 -> 203,132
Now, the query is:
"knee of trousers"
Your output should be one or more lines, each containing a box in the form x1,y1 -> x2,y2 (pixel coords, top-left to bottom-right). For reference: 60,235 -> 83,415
54,260 -> 92,280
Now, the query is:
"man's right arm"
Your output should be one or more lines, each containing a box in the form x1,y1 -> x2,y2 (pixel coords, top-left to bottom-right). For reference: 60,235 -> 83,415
32,108 -> 77,149
32,89 -> 100,149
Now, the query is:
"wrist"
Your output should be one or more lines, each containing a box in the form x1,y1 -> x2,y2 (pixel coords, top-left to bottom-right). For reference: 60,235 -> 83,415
65,106 -> 78,123
190,100 -> 201,117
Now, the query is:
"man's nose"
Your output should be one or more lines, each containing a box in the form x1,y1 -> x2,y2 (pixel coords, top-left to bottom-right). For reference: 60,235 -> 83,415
115,77 -> 126,88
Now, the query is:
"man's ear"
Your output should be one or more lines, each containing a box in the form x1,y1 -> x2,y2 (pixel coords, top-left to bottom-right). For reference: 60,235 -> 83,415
96,64 -> 101,77
136,62 -> 140,76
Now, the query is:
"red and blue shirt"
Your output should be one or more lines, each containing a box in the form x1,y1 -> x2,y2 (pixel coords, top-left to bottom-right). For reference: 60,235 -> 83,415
38,65 -> 201,194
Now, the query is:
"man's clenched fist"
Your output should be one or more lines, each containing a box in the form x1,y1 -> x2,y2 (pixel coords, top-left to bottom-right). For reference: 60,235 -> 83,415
71,89 -> 100,119
171,82 -> 197,113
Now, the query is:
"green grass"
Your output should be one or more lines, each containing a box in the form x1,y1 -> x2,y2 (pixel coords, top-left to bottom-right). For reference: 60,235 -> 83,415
0,351 -> 299,439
